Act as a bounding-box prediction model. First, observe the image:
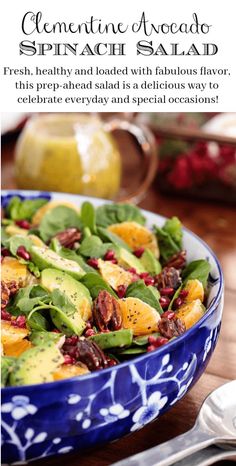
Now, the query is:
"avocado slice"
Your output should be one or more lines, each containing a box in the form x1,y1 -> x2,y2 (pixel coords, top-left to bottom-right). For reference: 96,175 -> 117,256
140,249 -> 162,275
10,344 -> 64,386
30,246 -> 85,279
41,268 -> 92,321
89,329 -> 133,349
116,248 -> 147,274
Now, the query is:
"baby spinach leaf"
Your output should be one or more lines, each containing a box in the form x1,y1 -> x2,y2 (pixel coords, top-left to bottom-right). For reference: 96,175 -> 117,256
79,235 -> 112,258
133,332 -> 161,346
14,285 -> 50,313
182,260 -> 211,288
96,203 -> 146,227
1,357 -> 17,387
153,216 -> 182,262
80,273 -> 117,299
6,235 -> 33,257
51,289 -> 77,317
126,280 -> 163,314
28,313 -> 50,331
81,201 -> 97,234
39,206 -> 82,242
6,196 -> 47,221
97,227 -> 131,251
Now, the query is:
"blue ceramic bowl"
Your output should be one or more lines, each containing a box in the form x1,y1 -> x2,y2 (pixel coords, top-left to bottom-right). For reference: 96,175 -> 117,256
1,191 -> 224,465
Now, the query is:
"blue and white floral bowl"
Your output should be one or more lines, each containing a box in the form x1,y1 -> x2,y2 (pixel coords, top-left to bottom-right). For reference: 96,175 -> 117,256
1,191 -> 224,465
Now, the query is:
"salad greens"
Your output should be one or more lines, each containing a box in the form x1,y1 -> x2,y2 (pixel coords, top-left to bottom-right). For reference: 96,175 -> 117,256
1,195 -> 211,387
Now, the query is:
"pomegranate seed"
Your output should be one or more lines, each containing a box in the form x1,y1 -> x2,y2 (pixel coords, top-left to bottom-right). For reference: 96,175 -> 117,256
52,329 -> 61,333
84,321 -> 92,331
104,250 -> 116,261
67,347 -> 78,358
87,258 -> 99,269
134,247 -> 145,258
131,275 -> 140,283
63,354 -> 75,365
117,284 -> 127,298
1,309 -> 12,321
154,336 -> 169,347
128,267 -> 137,274
140,272 -> 149,279
66,335 -> 78,345
16,245 -> 31,261
148,335 -> 158,345
85,328 -> 96,337
107,358 -> 117,367
109,258 -> 118,264
174,297 -> 183,309
160,287 -> 174,296
11,315 -> 26,328
161,310 -> 175,320
15,220 -> 31,230
179,289 -> 189,298
159,296 -> 171,309
1,247 -> 11,257
147,345 -> 156,352
144,276 -> 155,286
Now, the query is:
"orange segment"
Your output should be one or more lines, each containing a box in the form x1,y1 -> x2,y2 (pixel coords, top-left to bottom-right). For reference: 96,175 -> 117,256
118,297 -> 160,336
32,200 -> 80,225
108,222 -> 159,257
97,259 -> 133,290
176,299 -> 204,330
184,279 -> 204,303
53,363 -> 89,380
1,320 -> 30,356
1,257 -> 37,286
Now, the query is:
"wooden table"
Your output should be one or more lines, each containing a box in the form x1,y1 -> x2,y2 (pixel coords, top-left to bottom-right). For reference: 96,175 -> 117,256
2,133 -> 236,466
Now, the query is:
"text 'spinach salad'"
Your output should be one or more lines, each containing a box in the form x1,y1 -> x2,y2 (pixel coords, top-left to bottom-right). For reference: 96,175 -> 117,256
1,197 -> 211,387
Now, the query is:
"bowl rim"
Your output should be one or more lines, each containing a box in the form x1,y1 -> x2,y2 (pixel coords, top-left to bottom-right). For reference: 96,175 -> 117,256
1,190 -> 224,394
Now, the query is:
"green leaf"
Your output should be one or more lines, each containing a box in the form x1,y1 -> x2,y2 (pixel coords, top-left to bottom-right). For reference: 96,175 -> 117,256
28,312 -> 50,331
97,227 -> 131,251
51,289 -> 76,317
182,260 -> 211,288
126,280 -> 163,314
153,216 -> 182,262
30,330 -> 63,346
14,285 -> 50,313
39,206 -> 82,242
1,357 -> 17,387
96,203 -> 146,228
81,201 -> 97,234
6,196 -> 47,221
6,235 -> 33,257
79,235 -> 112,258
133,332 -> 161,346
80,273 -> 117,299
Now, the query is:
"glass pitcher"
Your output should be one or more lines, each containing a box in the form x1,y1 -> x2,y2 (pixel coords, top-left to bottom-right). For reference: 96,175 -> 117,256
15,113 -> 158,203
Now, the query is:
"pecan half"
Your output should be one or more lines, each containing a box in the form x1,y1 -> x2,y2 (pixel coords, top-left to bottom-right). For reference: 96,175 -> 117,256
1,280 -> 19,309
54,228 -> 81,249
155,267 -> 181,290
165,250 -> 186,269
92,290 -> 122,332
75,339 -> 108,371
158,316 -> 186,339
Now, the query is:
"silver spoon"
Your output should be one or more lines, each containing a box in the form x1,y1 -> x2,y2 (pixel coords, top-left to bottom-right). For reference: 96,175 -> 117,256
111,380 -> 236,466
173,444 -> 236,466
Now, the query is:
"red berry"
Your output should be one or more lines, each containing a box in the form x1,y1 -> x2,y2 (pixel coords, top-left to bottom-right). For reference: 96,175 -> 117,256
85,328 -> 96,337
1,247 -> 11,257
159,296 -> 171,309
161,310 -> 175,320
128,267 -> 137,274
179,289 -> 189,298
107,358 -> 117,367
16,245 -> 31,261
11,315 -> 26,328
1,309 -> 12,321
144,276 -> 155,286
15,220 -> 31,230
160,287 -> 174,296
134,247 -> 145,258
147,345 -> 156,352
63,354 -> 75,365
148,335 -> 158,345
117,284 -> 127,298
174,297 -> 183,309
52,329 -> 61,333
104,250 -> 116,261
109,259 -> 118,264
87,258 -> 99,269
154,336 -> 169,347
66,335 -> 78,345
139,272 -> 149,278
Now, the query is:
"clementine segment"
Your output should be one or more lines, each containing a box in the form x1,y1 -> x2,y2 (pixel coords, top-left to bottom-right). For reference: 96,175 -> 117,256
118,297 -> 160,336
108,222 -> 159,257
97,259 -> 133,290
184,279 -> 204,303
53,363 -> 89,380
176,299 -> 205,329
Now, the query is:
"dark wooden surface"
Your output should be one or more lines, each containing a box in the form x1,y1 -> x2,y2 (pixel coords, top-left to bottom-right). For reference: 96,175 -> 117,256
2,132 -> 236,466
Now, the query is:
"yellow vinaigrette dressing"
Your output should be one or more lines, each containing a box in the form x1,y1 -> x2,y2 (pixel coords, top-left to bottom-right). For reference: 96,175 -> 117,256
15,114 -> 121,198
